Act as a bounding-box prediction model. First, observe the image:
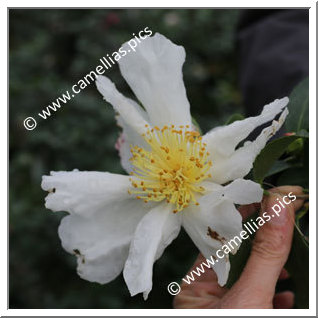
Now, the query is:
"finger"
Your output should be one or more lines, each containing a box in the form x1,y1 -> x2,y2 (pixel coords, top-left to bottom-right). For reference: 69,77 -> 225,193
269,186 -> 304,211
182,253 -> 218,283
238,202 -> 261,221
173,292 -> 220,309
237,185 -> 304,221
174,253 -> 226,309
180,253 -> 227,297
273,291 -> 294,309
225,187 -> 303,306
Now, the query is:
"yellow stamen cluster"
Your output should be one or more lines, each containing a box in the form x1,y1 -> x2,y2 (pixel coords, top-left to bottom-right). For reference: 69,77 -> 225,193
128,125 -> 212,213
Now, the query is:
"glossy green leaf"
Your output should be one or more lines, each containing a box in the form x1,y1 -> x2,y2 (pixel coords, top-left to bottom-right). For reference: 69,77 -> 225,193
286,137 -> 304,155
253,135 -> 301,184
277,167 -> 309,188
264,160 -> 293,178
285,77 -> 309,133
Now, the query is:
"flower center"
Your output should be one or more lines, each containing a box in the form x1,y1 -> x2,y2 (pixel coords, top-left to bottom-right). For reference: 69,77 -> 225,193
128,125 -> 212,213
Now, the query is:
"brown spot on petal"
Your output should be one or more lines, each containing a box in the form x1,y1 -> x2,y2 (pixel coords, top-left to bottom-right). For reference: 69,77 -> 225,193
73,249 -> 81,255
207,226 -> 226,244
73,249 -> 85,264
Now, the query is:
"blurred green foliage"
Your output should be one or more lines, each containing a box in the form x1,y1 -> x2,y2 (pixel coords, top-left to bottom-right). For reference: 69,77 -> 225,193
9,9 -> 241,308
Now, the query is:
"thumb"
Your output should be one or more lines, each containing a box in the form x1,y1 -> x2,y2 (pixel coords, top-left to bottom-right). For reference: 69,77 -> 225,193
225,188 -> 303,307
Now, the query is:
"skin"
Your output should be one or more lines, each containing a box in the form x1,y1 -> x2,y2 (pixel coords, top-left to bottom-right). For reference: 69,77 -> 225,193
173,186 -> 305,309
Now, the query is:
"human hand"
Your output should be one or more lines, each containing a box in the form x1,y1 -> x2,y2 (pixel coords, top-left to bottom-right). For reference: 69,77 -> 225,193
173,186 -> 305,309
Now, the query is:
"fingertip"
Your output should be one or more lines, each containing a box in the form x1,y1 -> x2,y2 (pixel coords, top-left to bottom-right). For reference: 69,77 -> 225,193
269,185 -> 303,195
273,291 -> 294,309
268,186 -> 305,212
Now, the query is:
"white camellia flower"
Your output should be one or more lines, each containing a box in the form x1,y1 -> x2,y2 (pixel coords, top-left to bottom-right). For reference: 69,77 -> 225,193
42,33 -> 289,300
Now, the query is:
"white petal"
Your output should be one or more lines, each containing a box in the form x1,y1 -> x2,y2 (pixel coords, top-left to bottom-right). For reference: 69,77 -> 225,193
203,97 -> 289,160
58,196 -> 149,284
210,255 -> 231,287
212,255 -> 231,287
203,179 -> 263,206
123,203 -> 181,299
210,108 -> 289,184
41,170 -> 134,217
118,33 -> 191,127
96,75 -> 149,136
115,113 -> 149,174
182,199 -> 243,285
223,179 -> 263,204
42,170 -> 153,284
114,133 -> 133,173
96,75 -> 150,173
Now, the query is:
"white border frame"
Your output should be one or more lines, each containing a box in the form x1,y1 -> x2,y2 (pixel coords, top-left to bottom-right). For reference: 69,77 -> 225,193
3,0 -> 316,316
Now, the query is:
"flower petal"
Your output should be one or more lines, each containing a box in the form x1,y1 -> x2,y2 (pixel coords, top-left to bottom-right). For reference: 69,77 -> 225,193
42,170 -> 153,284
116,112 -> 149,173
114,133 -> 133,173
210,107 -> 289,184
41,170 -> 136,217
96,75 -> 150,173
203,97 -> 289,160
222,179 -> 263,204
118,33 -> 192,127
58,196 -> 148,284
209,255 -> 231,287
123,203 -> 181,299
202,179 -> 263,206
96,75 -> 149,136
182,198 -> 243,286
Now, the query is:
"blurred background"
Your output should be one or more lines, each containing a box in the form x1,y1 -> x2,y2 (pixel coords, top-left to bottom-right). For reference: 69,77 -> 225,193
10,9 -> 308,309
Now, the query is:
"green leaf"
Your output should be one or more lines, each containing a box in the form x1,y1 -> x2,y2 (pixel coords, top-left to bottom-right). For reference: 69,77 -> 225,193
285,77 -> 309,133
264,160 -> 292,178
277,167 -> 309,189
225,113 -> 245,125
285,228 -> 309,308
253,135 -> 302,184
296,129 -> 309,138
286,138 -> 304,155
